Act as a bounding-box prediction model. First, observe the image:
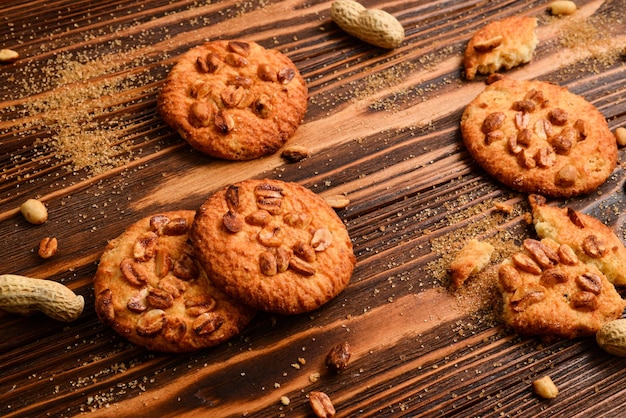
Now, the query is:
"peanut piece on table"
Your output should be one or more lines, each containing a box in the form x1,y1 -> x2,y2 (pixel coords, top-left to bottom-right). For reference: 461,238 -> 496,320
309,391 -> 336,418
548,1 -> 577,16
38,237 -> 58,259
20,198 -> 48,224
0,48 -> 19,63
532,375 -> 559,399
614,127 -> 626,147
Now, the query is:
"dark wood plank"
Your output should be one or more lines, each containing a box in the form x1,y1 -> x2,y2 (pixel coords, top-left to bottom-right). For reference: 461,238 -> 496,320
1,0 -> 625,416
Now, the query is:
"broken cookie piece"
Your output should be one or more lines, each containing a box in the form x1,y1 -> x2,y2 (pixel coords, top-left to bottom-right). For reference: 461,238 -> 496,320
463,16 -> 537,80
450,238 -> 495,289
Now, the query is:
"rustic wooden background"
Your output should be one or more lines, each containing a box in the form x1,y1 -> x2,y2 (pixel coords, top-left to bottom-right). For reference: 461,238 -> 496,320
1,0 -> 625,416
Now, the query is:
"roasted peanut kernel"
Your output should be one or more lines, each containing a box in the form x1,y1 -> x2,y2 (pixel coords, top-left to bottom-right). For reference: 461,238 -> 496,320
20,198 -> 48,225
293,241 -> 316,262
162,317 -> 187,342
512,252 -> 543,275
517,128 -> 532,146
228,41 -> 251,56
309,391 -> 336,418
498,263 -> 522,292
508,135 -> 522,155
189,101 -> 213,127
38,237 -> 58,259
259,251 -> 278,276
224,53 -> 248,67
615,127 -> 626,147
127,288 -> 149,312
185,295 -> 217,317
245,210 -> 272,226
281,145 -> 309,163
0,48 -> 20,63
555,165 -> 577,187
158,275 -> 187,298
277,68 -> 295,84
225,185 -> 240,212
120,258 -> 149,286
146,287 -> 175,309
221,85 -> 245,107
161,217 -> 189,236
283,212 -> 312,229
548,108 -> 568,125
325,341 -> 352,372
197,53 -> 221,73
324,194 -> 351,209
523,239 -> 557,269
534,146 -> 556,168
482,112 -> 505,134
517,149 -> 537,168
257,63 -> 276,81
252,95 -> 272,118
515,111 -> 530,130
133,232 -> 158,261
96,289 -> 115,324
214,110 -> 235,133
193,312 -> 224,335
548,1 -> 577,16
275,247 -> 291,272
173,254 -> 199,280
486,73 -> 505,85
136,309 -> 166,336
574,119 -> 588,139
485,130 -> 504,145
311,228 -> 333,251
525,89 -> 548,107
258,226 -> 282,247
512,100 -> 536,113
473,35 -> 503,52
566,208 -> 585,228
289,257 -> 316,276
510,285 -> 546,312
558,243 -> 578,265
576,272 -> 602,294
582,235 -> 607,258
533,376 -> 559,399
571,291 -> 598,310
150,214 -> 171,232
551,130 -> 574,155
540,268 -> 569,286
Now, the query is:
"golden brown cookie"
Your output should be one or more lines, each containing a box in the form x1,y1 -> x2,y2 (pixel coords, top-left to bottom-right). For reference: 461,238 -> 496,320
158,40 -> 308,160
461,78 -> 617,197
93,210 -> 255,352
498,237 -> 625,340
529,194 -> 626,286
464,16 -> 537,80
190,179 -> 356,315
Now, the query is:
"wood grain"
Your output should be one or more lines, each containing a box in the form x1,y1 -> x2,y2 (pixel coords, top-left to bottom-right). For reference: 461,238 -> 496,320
1,0 -> 625,416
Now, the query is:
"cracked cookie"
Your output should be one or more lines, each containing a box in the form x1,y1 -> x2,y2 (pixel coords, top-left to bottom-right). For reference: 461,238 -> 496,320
461,78 -> 617,197
463,16 -> 537,80
158,40 -> 308,160
529,194 -> 626,286
190,179 -> 356,315
93,210 -> 255,352
498,236 -> 625,340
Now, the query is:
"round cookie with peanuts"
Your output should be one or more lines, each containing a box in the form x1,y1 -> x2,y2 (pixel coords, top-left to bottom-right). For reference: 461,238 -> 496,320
461,78 -> 617,197
190,179 -> 356,315
158,40 -> 308,160
93,210 -> 256,352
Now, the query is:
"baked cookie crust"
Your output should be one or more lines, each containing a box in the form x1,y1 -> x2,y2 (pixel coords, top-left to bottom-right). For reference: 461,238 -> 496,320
158,40 -> 308,160
93,210 -> 255,352
191,179 -> 356,315
461,78 -> 617,197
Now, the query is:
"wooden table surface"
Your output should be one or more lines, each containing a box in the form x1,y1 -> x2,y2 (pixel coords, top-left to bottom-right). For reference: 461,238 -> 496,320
1,0 -> 625,416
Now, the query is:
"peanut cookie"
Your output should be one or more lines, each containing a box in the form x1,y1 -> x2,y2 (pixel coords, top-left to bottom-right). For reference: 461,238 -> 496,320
461,78 -> 617,197
93,210 -> 255,352
190,179 -> 356,315
498,237 -> 625,340
158,40 -> 308,160
529,194 -> 626,286
464,16 -> 537,80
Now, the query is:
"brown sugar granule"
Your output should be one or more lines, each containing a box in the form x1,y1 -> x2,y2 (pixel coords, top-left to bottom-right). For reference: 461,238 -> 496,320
3,47 -> 158,178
